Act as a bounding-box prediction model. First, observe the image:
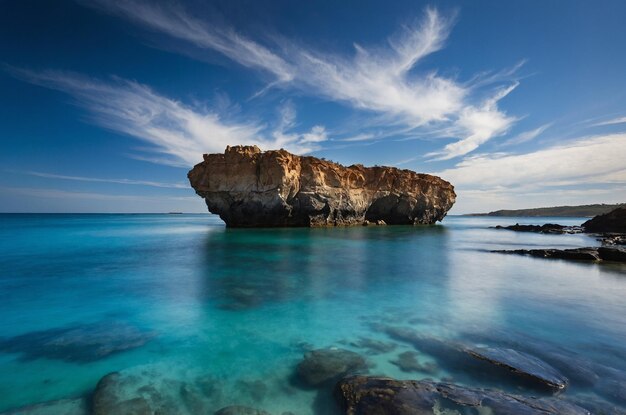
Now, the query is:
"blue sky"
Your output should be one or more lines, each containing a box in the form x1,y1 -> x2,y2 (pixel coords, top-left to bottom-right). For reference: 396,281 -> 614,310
1,0 -> 625,213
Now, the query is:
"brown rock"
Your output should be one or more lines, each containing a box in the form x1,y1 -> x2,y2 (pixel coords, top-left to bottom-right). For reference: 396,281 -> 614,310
188,146 -> 455,227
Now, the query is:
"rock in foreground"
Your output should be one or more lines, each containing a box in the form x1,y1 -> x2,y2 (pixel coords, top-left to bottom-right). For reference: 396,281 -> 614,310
188,146 -> 455,227
335,376 -> 590,415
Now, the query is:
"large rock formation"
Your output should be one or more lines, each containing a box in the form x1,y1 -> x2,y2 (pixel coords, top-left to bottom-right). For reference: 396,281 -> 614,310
188,146 -> 456,227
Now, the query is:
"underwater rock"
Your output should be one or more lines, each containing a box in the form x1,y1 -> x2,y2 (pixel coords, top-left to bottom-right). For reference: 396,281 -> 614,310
349,337 -> 397,355
214,406 -> 271,415
461,329 -> 602,388
296,348 -> 368,387
92,370 -> 210,415
0,321 -> 156,363
188,145 -> 456,227
583,207 -> 626,233
335,376 -> 590,415
466,347 -> 568,392
0,398 -> 88,415
380,326 -> 572,393
390,351 -> 438,374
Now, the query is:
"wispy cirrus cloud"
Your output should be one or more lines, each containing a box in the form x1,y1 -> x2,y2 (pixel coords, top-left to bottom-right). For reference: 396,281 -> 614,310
592,116 -> 626,127
21,171 -> 188,188
426,83 -> 518,160
81,1 -> 520,159
8,68 -> 327,166
501,122 -> 552,147
85,0 -> 294,83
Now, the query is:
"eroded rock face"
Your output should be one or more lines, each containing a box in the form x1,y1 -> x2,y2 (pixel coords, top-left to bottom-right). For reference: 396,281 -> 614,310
188,146 -> 456,227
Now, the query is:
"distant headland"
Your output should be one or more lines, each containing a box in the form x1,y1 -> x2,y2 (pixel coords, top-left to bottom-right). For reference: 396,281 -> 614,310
465,203 -> 625,218
188,146 -> 456,227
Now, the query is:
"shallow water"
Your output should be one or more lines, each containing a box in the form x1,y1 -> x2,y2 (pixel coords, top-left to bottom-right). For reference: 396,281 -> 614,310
0,214 -> 624,413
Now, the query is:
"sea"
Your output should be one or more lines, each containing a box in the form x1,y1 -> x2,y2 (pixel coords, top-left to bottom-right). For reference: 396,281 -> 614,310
0,213 -> 624,413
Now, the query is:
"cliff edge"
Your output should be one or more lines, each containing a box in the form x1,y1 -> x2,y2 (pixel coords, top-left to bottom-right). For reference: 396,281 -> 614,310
188,146 -> 456,227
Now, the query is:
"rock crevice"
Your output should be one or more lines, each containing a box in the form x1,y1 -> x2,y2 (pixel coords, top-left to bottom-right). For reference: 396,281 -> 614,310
188,146 -> 456,227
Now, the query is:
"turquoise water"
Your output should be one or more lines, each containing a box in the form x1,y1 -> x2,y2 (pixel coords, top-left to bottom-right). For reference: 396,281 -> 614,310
0,214 -> 625,413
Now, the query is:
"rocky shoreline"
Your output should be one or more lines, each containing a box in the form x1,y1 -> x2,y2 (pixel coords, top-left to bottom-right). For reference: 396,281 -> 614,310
492,207 -> 626,264
188,146 -> 456,227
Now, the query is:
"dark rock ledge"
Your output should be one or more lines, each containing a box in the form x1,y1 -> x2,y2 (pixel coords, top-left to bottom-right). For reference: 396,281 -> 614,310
491,246 -> 626,263
335,376 -> 590,415
493,223 -> 583,234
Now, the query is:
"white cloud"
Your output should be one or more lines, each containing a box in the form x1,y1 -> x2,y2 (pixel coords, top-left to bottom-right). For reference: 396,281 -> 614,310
426,83 -> 518,160
9,69 -> 327,166
22,171 -> 188,188
501,122 -> 552,147
82,2 -> 520,159
86,0 -> 294,82
434,134 -> 626,212
592,116 -> 626,127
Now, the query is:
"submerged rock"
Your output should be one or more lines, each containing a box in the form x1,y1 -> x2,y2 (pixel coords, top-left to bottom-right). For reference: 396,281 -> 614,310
583,207 -> 626,233
390,351 -> 438,374
0,398 -> 88,415
188,146 -> 455,227
0,321 -> 156,363
466,347 -> 568,392
349,337 -> 397,355
92,369 -> 216,415
380,326 -> 569,393
214,406 -> 270,415
335,376 -> 590,415
296,348 -> 368,387
462,329 -> 601,388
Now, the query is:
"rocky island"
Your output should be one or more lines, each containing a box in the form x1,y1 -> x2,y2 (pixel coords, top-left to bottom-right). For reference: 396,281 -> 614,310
188,146 -> 455,227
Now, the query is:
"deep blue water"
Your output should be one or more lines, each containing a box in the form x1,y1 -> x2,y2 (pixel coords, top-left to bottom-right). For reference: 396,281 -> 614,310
0,214 -> 624,413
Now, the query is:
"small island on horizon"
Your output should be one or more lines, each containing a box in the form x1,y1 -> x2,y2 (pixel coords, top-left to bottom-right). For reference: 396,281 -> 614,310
464,203 -> 625,218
